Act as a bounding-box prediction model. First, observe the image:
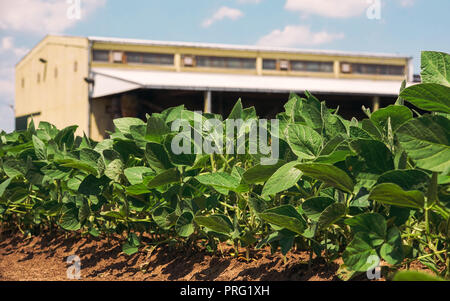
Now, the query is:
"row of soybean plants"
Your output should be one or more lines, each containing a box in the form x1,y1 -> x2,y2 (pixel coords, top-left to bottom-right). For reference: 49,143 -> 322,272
0,51 -> 449,279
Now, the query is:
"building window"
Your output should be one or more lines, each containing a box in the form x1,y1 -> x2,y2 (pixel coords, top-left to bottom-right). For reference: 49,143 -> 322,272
54,67 -> 58,78
126,52 -> 174,65
343,63 -> 405,76
93,50 -> 110,62
21,78 -> 25,88
196,56 -> 256,69
74,61 -> 78,72
262,59 -> 277,70
291,60 -> 334,73
37,73 -> 40,83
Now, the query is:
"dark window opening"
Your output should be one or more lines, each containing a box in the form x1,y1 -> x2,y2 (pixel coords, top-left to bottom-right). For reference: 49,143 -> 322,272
93,50 -> 110,62
262,59 -> 277,70
126,52 -> 174,65
343,62 -> 405,76
196,56 -> 256,69
291,60 -> 334,73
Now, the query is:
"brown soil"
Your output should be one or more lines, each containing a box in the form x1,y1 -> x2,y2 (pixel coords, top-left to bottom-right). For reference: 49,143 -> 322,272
0,232 -> 428,281
0,232 -> 347,281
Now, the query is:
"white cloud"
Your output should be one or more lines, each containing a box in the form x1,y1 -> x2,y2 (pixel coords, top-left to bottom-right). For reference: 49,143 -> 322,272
0,37 -> 30,132
1,37 -> 13,50
257,25 -> 344,47
0,37 -> 28,58
0,0 -> 106,34
237,0 -> 262,4
284,0 -> 369,18
0,65 -> 15,133
399,0 -> 414,7
202,6 -> 244,28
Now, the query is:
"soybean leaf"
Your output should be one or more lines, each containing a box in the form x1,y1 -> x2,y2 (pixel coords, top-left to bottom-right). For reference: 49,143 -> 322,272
370,105 -> 413,132
259,205 -> 306,235
195,172 -> 240,191
349,139 -> 394,174
345,213 -> 386,246
397,115 -> 450,173
114,118 -> 145,135
194,214 -> 234,235
287,124 -> 323,159
242,161 -> 285,184
342,232 -> 378,272
400,83 -> 450,114
262,161 -> 303,197
380,226 -> 404,265
420,51 -> 450,86
147,168 -> 180,189
59,204 -> 81,231
369,183 -> 425,209
124,167 -> 155,185
301,197 -> 335,222
393,271 -> 447,281
146,115 -> 171,143
376,169 -> 430,192
318,203 -> 346,230
32,135 -> 46,160
0,178 -> 12,198
176,211 -> 194,237
145,142 -> 174,172
295,163 -> 354,194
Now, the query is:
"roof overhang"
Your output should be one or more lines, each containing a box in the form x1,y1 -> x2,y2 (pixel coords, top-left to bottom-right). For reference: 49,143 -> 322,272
91,67 -> 410,99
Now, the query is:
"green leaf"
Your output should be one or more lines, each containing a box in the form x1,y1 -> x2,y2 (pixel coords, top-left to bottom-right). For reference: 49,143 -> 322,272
114,117 -> 145,135
420,51 -> 450,86
342,232 -> 378,272
227,99 -> 243,120
376,169 -> 430,191
147,168 -> 180,189
301,197 -> 335,222
397,115 -> 450,173
3,160 -> 27,178
176,211 -> 194,237
349,139 -> 394,174
0,178 -> 12,198
369,183 -> 425,209
195,172 -> 240,191
194,214 -> 234,235
380,226 -> 404,265
400,84 -> 450,114
295,163 -> 354,194
104,159 -> 123,182
124,167 -> 155,185
393,270 -> 447,281
164,134 -> 196,166
242,161 -> 285,184
59,204 -> 81,231
259,205 -> 306,235
32,135 -> 47,160
126,183 -> 151,195
318,203 -> 346,230
262,161 -> 302,197
146,115 -> 171,142
345,213 -> 386,246
370,105 -> 413,132
145,142 -> 174,172
287,124 -> 323,159
78,175 -> 109,196
122,242 -> 139,255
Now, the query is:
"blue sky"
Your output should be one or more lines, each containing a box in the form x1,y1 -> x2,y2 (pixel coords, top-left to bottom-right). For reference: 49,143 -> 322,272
1,0 -> 450,132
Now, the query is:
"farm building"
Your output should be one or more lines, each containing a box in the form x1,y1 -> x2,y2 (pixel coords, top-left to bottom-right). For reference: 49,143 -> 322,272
15,35 -> 414,141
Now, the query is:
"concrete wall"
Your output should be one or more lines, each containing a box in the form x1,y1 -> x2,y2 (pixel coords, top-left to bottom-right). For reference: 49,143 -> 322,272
15,36 -> 90,137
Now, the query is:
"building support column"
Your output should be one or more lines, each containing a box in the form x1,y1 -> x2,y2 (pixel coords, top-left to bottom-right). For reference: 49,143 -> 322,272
372,96 -> 380,112
204,90 -> 212,114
